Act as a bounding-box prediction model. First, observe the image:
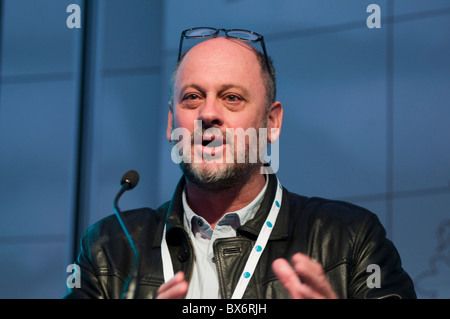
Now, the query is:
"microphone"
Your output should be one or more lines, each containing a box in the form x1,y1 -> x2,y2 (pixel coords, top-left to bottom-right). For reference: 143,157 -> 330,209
120,169 -> 139,191
113,170 -> 140,299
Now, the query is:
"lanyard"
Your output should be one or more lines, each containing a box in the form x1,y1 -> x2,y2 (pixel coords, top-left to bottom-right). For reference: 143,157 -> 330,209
161,177 -> 283,299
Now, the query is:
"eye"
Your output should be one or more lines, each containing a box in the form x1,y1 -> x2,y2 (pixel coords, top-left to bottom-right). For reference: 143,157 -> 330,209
224,94 -> 241,102
183,93 -> 200,100
180,92 -> 203,109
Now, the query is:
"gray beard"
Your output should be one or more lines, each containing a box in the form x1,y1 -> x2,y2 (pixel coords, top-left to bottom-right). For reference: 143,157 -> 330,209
179,159 -> 261,192
172,120 -> 267,192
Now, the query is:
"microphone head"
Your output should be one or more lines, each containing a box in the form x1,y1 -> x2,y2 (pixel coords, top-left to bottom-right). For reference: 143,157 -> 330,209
120,170 -> 140,190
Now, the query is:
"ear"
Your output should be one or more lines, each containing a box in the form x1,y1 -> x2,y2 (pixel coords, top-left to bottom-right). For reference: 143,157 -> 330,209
267,101 -> 283,143
166,102 -> 173,142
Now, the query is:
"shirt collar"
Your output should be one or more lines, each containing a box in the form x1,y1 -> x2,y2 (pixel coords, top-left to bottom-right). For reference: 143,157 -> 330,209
182,174 -> 269,236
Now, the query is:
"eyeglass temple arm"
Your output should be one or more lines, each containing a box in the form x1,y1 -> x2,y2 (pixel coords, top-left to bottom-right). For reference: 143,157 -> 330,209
259,37 -> 272,74
177,33 -> 185,62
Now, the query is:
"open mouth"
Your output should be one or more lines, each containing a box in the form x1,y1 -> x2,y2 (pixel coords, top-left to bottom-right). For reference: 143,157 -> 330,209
202,135 -> 224,148
198,134 -> 226,158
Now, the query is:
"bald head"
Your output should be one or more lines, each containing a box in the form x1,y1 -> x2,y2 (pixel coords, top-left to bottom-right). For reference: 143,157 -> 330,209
170,37 -> 276,110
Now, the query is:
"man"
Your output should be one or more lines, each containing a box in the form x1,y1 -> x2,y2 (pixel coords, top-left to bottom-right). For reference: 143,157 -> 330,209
64,28 -> 416,299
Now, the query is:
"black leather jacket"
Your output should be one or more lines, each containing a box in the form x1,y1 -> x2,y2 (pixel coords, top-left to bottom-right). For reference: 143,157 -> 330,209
64,174 -> 416,299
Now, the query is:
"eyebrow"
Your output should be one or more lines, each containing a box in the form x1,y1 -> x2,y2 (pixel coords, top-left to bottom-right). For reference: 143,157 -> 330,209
218,84 -> 250,96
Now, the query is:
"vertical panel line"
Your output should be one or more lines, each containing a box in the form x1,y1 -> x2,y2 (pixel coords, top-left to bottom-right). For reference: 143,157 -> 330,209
0,0 -> 4,105
386,0 -> 395,239
72,0 -> 91,261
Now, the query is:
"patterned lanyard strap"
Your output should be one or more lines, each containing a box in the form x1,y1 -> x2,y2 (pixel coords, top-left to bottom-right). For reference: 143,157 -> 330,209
161,177 -> 283,299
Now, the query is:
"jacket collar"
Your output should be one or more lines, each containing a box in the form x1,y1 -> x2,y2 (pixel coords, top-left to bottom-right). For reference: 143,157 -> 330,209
153,173 -> 290,247
237,173 -> 289,240
152,176 -> 187,248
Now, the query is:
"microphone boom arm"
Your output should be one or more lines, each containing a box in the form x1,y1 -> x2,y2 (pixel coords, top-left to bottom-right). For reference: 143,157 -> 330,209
113,178 -> 139,299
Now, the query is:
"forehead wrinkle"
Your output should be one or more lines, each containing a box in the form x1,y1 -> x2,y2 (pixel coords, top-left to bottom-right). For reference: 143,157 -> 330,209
217,84 -> 250,96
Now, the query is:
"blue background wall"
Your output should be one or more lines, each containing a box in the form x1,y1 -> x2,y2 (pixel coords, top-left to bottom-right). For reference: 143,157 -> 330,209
0,0 -> 448,298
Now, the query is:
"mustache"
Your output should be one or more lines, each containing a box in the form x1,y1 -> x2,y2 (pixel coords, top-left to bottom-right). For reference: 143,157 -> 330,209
170,119 -> 269,149
174,127 -> 265,147
192,127 -> 230,145
170,125 -> 234,144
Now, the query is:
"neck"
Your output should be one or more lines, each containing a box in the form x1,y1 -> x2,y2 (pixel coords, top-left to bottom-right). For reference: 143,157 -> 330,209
184,170 -> 266,229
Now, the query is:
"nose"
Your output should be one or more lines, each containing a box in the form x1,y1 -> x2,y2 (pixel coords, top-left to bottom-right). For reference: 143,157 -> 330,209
198,96 -> 223,128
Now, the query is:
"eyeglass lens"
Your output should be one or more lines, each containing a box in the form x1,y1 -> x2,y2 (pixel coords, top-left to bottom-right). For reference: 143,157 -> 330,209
226,31 -> 259,41
185,28 -> 217,37
185,28 -> 260,42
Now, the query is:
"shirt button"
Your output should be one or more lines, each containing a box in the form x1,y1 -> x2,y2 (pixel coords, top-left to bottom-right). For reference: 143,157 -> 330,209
178,248 -> 188,262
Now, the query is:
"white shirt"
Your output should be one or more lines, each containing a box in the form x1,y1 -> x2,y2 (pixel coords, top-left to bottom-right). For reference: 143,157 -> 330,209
182,175 -> 269,299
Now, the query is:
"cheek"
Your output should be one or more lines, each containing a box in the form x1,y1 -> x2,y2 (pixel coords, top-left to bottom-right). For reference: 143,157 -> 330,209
226,112 -> 260,129
234,117 -> 265,131
173,111 -> 196,130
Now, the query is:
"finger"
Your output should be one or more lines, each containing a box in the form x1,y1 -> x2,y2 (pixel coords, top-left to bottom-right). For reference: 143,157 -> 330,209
272,258 -> 304,299
157,271 -> 184,294
156,271 -> 188,299
157,280 -> 188,299
292,281 -> 326,299
291,253 -> 337,299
